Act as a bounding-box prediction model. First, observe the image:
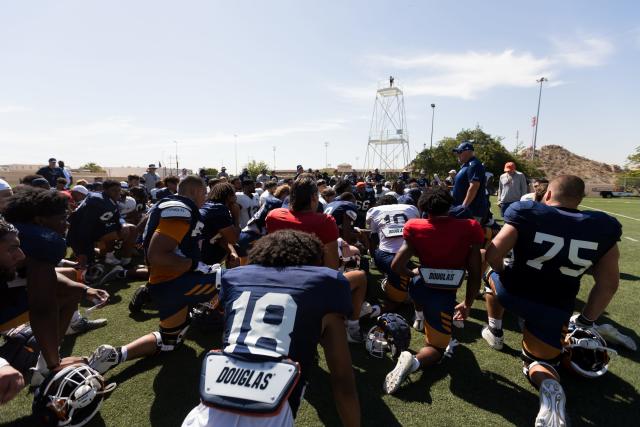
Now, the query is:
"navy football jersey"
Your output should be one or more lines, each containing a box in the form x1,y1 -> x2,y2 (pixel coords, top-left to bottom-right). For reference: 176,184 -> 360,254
67,192 -> 121,255
220,265 -> 352,405
501,201 -> 621,311
143,195 -> 203,265
324,200 -> 358,229
243,196 -> 283,235
199,201 -> 234,264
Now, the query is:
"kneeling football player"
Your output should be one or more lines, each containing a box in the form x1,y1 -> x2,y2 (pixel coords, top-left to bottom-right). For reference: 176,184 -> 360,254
383,189 -> 483,394
182,230 -> 360,427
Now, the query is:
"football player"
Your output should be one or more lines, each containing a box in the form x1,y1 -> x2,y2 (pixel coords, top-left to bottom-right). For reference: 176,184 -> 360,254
182,230 -> 360,427
87,177 -> 220,373
235,179 -> 260,229
67,179 -> 137,268
353,182 -> 376,229
200,183 -> 239,266
366,195 -> 420,313
266,174 -> 370,342
1,188 -> 109,385
383,188 -> 483,394
237,185 -> 290,261
154,175 -> 180,200
482,175 -> 621,426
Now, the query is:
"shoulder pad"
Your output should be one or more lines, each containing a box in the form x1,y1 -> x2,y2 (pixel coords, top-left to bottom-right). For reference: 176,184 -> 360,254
158,200 -> 192,219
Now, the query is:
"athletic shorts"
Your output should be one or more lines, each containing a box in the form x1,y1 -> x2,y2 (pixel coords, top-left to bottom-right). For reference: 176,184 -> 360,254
408,278 -> 456,349
0,285 -> 30,332
489,271 -> 570,362
237,231 -> 261,257
373,249 -> 411,303
148,272 -> 219,332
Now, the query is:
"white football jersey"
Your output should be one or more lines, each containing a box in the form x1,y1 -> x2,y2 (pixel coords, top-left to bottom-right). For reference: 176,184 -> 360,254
366,203 -> 420,253
235,192 -> 260,229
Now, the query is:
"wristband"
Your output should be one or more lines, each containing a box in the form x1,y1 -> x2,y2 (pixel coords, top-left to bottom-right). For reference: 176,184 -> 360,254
577,313 -> 595,326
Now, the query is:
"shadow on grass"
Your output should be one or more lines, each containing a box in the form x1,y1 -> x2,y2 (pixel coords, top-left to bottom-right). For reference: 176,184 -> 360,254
620,272 -> 640,282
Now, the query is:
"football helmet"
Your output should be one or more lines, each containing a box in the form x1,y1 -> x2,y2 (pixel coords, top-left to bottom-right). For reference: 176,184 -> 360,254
32,363 -> 116,426
562,327 -> 617,379
191,300 -> 225,332
366,313 -> 411,359
82,264 -> 105,285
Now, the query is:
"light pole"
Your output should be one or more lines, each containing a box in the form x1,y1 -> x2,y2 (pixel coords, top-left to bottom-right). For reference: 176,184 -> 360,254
272,146 -> 276,172
173,140 -> 178,174
532,77 -> 547,160
324,141 -> 329,169
429,103 -> 436,150
234,134 -> 238,176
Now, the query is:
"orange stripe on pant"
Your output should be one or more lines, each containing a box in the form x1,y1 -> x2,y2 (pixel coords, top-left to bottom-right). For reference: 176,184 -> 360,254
522,327 -> 562,361
0,311 -> 30,332
160,306 -> 189,330
184,285 -> 203,296
424,322 -> 451,350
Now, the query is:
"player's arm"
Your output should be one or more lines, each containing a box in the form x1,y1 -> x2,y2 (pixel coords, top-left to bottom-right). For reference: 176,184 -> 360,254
26,258 -> 63,369
456,243 -> 481,319
323,240 -> 340,270
463,181 -> 480,207
391,240 -> 417,278
147,219 -> 192,272
485,223 -> 518,272
582,244 -> 620,321
341,214 -> 357,244
321,312 -> 360,427
218,225 -> 238,245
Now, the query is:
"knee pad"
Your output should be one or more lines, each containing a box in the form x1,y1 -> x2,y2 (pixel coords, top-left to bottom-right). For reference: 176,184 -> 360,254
522,354 -> 560,385
153,319 -> 191,352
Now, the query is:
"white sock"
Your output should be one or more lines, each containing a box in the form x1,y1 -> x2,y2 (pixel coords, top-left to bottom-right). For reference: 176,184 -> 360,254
35,352 -> 47,371
410,356 -> 421,373
119,346 -> 128,363
347,319 -> 359,330
71,310 -> 82,323
414,310 -> 424,321
488,317 -> 502,330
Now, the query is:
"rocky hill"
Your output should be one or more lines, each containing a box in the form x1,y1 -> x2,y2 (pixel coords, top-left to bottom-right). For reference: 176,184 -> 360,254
523,145 -> 621,184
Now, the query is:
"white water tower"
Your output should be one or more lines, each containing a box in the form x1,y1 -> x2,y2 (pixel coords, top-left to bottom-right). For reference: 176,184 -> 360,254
363,76 -> 410,174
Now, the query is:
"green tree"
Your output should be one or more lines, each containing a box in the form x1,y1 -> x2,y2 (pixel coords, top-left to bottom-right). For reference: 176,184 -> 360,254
245,160 -> 270,179
79,162 -> 105,173
412,126 -> 543,179
203,168 -> 219,177
627,146 -> 640,169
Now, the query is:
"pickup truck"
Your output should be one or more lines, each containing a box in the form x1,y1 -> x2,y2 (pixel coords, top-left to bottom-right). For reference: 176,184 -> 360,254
600,190 -> 634,198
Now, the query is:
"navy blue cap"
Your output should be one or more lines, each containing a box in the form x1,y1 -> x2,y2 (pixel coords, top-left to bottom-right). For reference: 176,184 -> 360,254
452,141 -> 474,153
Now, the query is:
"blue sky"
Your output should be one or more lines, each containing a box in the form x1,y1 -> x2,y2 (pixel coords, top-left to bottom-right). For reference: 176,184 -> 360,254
1,1 -> 638,173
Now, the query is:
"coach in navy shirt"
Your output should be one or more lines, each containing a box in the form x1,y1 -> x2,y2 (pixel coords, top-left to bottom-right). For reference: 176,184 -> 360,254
452,141 -> 488,222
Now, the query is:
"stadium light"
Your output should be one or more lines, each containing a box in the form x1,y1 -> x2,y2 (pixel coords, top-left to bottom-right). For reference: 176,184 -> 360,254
532,77 -> 547,160
429,104 -> 436,150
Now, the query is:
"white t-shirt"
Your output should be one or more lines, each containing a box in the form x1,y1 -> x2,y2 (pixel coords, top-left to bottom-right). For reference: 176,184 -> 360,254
236,192 -> 260,229
259,190 -> 272,206
366,203 -> 420,253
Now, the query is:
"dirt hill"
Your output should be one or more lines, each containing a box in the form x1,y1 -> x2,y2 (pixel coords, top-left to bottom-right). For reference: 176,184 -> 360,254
523,145 -> 622,185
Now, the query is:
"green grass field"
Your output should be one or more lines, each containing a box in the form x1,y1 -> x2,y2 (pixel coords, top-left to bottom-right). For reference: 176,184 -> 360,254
2,197 -> 639,426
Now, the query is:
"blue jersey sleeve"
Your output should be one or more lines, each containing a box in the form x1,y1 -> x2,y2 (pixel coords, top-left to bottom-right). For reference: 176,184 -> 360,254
466,160 -> 484,182
503,201 -> 536,231
324,272 -> 353,318
17,224 -> 66,264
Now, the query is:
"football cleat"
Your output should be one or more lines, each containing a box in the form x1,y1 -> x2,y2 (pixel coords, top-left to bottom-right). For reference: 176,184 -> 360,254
129,285 -> 151,313
97,265 -> 125,287
383,351 -> 414,394
66,316 -> 108,336
87,345 -> 121,375
359,302 -> 381,319
412,310 -> 424,332
482,325 -> 504,351
535,379 -> 567,427
443,338 -> 459,360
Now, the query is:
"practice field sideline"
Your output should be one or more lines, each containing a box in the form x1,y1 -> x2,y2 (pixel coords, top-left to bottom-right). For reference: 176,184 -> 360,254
2,198 -> 639,426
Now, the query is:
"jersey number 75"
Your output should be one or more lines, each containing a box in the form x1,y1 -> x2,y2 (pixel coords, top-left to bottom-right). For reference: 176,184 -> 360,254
526,232 -> 598,278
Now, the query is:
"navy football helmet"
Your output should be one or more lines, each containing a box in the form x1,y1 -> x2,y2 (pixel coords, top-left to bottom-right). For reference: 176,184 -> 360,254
366,313 -> 411,359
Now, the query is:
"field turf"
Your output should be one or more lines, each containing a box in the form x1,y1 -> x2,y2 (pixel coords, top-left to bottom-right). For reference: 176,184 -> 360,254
2,197 -> 639,426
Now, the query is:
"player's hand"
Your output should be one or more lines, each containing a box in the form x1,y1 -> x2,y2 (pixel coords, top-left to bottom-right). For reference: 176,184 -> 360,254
453,302 -> 470,321
52,357 -> 89,373
0,365 -> 25,404
226,252 -> 241,268
86,288 -> 110,308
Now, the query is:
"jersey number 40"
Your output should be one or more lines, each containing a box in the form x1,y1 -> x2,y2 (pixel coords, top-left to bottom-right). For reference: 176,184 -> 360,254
526,232 -> 598,278
225,292 -> 298,358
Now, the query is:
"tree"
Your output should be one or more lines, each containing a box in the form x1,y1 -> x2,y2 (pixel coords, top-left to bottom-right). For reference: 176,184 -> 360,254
79,162 -> 105,173
203,168 -> 219,177
412,126 -> 543,179
627,146 -> 640,169
245,160 -> 270,179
